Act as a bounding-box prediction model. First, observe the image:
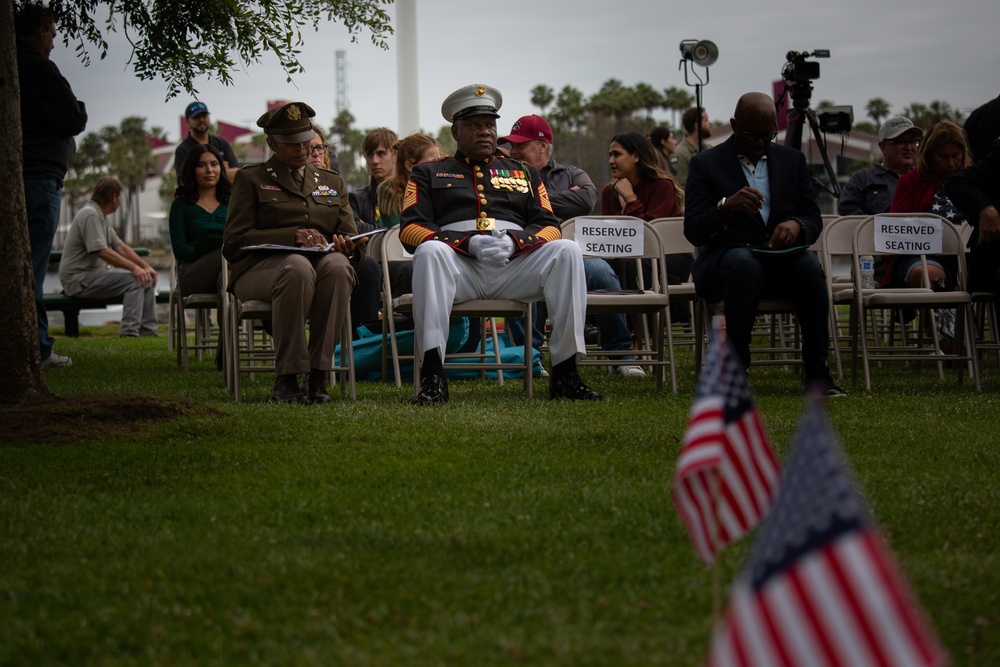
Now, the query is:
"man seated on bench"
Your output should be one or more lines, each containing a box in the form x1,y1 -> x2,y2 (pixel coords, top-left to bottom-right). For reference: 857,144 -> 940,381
58,176 -> 159,337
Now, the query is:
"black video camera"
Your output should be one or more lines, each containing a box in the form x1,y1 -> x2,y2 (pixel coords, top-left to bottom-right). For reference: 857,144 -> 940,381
782,50 -> 830,84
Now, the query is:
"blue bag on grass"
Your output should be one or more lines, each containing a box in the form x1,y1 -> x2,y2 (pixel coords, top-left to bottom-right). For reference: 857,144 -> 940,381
336,318 -> 542,382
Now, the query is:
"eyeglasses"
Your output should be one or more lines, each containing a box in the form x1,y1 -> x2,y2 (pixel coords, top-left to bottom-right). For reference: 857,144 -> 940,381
309,145 -> 328,156
733,118 -> 778,143
885,138 -> 919,148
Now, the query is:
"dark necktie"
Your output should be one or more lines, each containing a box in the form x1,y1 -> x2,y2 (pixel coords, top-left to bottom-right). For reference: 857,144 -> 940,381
291,169 -> 304,191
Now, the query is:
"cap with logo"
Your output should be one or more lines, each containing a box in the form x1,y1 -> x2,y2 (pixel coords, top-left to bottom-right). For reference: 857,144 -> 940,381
185,101 -> 209,120
256,102 -> 316,144
500,114 -> 553,144
441,84 -> 502,123
879,116 -> 924,141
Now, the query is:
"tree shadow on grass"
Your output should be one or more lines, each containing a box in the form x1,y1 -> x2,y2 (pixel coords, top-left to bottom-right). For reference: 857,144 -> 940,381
0,396 -> 221,446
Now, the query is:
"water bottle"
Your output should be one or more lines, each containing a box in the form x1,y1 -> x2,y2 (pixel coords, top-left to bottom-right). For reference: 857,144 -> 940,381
859,255 -> 875,289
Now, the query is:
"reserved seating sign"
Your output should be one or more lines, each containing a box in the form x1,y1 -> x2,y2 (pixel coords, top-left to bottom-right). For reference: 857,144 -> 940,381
574,219 -> 644,257
873,215 -> 941,254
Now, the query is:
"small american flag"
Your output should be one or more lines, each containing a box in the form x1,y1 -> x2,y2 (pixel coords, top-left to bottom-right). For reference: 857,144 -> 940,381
707,399 -> 948,667
672,328 -> 780,564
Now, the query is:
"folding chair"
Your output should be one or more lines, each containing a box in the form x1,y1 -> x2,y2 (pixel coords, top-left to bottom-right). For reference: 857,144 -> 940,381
851,214 -> 980,391
649,217 -> 697,351
170,259 -> 221,371
562,216 -> 676,392
379,227 -> 533,397
818,215 -> 867,379
221,260 -> 355,402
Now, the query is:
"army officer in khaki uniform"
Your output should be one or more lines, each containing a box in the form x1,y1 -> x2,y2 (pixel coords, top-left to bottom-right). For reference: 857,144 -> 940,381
224,102 -> 361,404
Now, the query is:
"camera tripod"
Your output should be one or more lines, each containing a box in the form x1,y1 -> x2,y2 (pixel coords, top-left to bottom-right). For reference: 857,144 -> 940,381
777,79 -> 842,199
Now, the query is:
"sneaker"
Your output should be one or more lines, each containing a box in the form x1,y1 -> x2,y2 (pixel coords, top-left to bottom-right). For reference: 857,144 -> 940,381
41,351 -> 73,369
615,365 -> 646,378
539,368 -> 550,378
807,378 -> 846,398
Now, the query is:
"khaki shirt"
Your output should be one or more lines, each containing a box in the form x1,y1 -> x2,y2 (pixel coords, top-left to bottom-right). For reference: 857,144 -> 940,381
223,155 -> 359,289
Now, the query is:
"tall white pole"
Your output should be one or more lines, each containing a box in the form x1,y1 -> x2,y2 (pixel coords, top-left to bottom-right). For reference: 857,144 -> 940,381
396,0 -> 420,135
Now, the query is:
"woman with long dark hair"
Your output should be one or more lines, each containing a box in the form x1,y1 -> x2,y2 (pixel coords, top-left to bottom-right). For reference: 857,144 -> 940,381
601,131 -> 691,322
169,143 -> 232,296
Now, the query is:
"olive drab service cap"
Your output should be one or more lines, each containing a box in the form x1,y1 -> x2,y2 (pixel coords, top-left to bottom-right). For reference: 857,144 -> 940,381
257,102 -> 317,144
441,84 -> 503,123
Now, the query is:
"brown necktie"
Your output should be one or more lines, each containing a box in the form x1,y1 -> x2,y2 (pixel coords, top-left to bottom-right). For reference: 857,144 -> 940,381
291,169 -> 304,191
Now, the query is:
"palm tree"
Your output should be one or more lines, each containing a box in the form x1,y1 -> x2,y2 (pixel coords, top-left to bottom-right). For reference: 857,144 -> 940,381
663,86 -> 693,129
530,84 -> 554,116
588,79 -> 638,134
104,117 -> 155,243
903,103 -> 931,130
550,85 -> 588,164
633,83 -> 663,122
928,99 -> 954,124
866,97 -> 891,129
65,132 -> 107,218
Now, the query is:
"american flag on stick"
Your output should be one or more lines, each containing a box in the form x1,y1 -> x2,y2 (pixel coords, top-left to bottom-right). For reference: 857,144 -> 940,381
672,327 -> 780,564
707,399 -> 948,667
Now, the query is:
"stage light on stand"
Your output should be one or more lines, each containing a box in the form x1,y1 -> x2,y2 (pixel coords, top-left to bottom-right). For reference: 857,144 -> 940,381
679,40 -> 719,67
678,39 -> 719,151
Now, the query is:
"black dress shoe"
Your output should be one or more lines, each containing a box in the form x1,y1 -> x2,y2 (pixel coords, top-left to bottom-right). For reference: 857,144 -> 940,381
414,374 -> 449,405
550,372 -> 602,401
307,370 -> 332,404
272,374 -> 309,404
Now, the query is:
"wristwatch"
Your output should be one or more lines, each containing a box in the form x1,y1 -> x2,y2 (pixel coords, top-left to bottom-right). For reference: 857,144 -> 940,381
717,197 -> 727,211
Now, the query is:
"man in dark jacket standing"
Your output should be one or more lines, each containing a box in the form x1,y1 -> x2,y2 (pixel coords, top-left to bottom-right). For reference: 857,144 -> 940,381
684,92 -> 841,396
16,3 -> 88,369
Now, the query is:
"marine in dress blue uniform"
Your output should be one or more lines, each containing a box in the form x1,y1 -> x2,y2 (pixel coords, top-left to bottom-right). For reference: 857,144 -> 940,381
400,84 -> 601,404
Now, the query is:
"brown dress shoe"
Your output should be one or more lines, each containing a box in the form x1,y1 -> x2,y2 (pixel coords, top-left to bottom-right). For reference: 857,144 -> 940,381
307,369 -> 332,404
272,374 -> 309,404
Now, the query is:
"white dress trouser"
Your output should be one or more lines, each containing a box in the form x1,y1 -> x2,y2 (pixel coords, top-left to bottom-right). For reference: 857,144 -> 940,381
411,239 -> 587,366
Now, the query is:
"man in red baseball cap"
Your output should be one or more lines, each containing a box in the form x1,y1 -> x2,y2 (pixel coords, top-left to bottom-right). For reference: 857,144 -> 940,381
500,114 -> 646,378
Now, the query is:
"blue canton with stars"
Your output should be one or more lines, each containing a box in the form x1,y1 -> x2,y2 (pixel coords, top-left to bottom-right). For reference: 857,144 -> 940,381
745,401 -> 871,589
930,190 -> 967,227
698,330 -> 755,424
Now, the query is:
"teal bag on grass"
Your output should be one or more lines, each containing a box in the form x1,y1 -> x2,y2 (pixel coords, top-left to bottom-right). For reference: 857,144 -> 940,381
336,318 -> 542,381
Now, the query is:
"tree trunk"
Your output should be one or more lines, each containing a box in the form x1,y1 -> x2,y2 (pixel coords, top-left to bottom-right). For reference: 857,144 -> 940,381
0,0 -> 53,404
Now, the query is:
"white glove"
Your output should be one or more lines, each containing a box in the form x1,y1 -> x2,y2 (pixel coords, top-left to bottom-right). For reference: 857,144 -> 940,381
468,233 -> 494,258
479,233 -> 513,265
468,232 -> 513,265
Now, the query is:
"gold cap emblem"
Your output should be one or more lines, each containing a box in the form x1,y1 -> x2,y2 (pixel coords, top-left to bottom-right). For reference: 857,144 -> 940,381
475,86 -> 485,97
287,104 -> 302,121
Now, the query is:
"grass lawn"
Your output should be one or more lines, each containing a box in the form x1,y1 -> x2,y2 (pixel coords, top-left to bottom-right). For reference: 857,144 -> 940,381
1,325 -> 998,665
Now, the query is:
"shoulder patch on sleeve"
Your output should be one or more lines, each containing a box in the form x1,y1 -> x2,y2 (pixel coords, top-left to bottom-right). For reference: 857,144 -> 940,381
403,180 -> 418,211
537,181 -> 553,213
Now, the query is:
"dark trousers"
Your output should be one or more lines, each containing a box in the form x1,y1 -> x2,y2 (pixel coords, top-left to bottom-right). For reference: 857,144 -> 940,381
25,178 -> 62,360
700,247 -> 831,381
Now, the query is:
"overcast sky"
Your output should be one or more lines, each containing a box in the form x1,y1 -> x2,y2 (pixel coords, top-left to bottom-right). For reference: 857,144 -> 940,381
53,0 -> 999,144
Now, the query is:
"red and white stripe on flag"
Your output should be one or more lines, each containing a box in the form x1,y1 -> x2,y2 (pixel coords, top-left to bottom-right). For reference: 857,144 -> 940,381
707,530 -> 948,667
672,394 -> 780,564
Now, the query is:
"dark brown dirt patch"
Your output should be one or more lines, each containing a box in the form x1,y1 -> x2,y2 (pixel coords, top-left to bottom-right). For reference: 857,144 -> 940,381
0,395 -> 222,446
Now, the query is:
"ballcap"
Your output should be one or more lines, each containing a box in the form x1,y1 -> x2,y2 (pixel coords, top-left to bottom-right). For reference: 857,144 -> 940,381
185,101 -> 209,119
256,102 -> 316,144
501,115 -> 553,144
441,84 -> 502,123
879,116 -> 923,141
